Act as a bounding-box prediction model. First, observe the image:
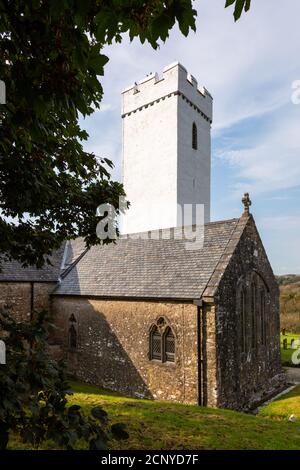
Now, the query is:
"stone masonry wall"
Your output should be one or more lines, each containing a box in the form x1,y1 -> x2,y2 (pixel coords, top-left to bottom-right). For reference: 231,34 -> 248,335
214,216 -> 284,410
0,282 -> 56,322
52,297 -> 200,404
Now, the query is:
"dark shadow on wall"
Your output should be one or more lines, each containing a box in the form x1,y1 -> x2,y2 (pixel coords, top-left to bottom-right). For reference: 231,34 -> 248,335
61,305 -> 154,400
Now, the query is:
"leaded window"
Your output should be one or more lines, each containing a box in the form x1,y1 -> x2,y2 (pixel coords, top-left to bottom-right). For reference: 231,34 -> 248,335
149,319 -> 176,364
150,326 -> 162,360
164,328 -> 175,363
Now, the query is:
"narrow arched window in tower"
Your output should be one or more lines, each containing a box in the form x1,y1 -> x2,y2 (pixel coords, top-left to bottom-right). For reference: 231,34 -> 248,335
164,327 -> 175,363
150,326 -> 162,360
192,122 -> 198,150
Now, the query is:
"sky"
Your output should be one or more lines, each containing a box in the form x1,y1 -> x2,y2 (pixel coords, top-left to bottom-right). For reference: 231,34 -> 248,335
79,0 -> 300,275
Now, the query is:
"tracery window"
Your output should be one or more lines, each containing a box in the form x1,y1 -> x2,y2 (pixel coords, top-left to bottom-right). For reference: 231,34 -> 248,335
237,271 -> 269,355
149,317 -> 176,363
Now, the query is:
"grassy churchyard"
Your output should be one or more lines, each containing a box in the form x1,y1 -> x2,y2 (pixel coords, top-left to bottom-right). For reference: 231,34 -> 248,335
8,381 -> 300,450
281,332 -> 300,366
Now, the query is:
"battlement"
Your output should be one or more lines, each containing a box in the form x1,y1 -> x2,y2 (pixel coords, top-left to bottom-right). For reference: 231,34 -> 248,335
122,62 -> 213,122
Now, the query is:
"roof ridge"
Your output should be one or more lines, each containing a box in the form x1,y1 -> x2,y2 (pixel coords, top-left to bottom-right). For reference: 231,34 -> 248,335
120,218 -> 239,239
201,215 -> 250,299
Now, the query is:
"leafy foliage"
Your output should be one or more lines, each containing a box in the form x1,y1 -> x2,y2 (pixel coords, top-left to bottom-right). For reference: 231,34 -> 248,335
0,1 -> 197,268
225,0 -> 251,21
0,308 -> 128,450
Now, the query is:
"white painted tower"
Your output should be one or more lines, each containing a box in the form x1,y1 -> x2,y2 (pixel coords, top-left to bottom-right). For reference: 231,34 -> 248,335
121,62 -> 213,234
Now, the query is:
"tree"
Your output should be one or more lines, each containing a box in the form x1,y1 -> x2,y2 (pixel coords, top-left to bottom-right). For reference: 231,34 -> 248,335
225,0 -> 252,21
0,308 -> 128,450
0,1 -> 195,268
0,0 -> 252,268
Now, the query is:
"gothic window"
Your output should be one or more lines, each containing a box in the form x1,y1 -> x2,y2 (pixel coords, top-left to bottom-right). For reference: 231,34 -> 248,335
149,318 -> 176,363
192,122 -> 198,150
238,271 -> 269,356
164,327 -> 175,363
68,315 -> 77,350
240,288 -> 247,353
150,326 -> 162,360
251,281 -> 257,349
69,324 -> 77,350
260,290 -> 266,346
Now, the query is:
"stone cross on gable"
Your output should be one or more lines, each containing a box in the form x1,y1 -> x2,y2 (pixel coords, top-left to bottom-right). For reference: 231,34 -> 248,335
242,193 -> 252,215
0,80 -> 5,104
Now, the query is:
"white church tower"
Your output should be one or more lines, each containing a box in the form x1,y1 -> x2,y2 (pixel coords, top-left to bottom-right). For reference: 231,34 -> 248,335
121,62 -> 213,234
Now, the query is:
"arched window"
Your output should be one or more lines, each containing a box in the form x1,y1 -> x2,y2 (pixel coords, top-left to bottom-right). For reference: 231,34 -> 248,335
69,324 -> 77,350
149,318 -> 176,363
164,327 -> 175,363
238,271 -> 269,357
251,281 -> 257,349
150,326 -> 162,360
68,314 -> 77,350
240,288 -> 246,353
260,290 -> 266,345
192,122 -> 198,150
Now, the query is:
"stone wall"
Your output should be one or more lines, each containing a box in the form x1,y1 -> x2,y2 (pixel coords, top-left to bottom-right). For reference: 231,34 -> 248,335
201,303 -> 218,408
214,216 -> 284,410
51,297 -> 200,404
0,282 -> 56,322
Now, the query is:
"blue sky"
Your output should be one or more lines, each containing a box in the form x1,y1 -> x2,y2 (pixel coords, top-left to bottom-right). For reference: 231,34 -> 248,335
79,0 -> 300,275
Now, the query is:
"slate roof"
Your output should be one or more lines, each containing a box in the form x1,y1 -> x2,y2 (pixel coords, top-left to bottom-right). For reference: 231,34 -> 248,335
0,239 -> 87,283
53,218 -> 242,300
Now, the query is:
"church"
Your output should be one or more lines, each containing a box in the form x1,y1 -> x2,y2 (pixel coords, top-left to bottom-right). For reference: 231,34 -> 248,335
0,63 -> 285,410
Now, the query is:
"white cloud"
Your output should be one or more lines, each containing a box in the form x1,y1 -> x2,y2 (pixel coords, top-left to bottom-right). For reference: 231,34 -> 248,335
217,111 -> 300,196
79,0 -> 300,273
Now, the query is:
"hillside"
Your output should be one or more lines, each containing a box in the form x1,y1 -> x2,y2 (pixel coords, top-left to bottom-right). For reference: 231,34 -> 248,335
279,276 -> 300,333
277,275 -> 300,286
8,381 -> 300,450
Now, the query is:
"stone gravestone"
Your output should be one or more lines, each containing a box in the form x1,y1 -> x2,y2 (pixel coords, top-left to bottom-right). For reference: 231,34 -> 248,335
291,339 -> 297,350
283,338 -> 288,350
0,80 -> 5,104
0,340 -> 6,364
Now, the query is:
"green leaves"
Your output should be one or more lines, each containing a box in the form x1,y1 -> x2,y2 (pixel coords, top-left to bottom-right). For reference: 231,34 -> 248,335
0,308 -> 129,449
225,0 -> 252,21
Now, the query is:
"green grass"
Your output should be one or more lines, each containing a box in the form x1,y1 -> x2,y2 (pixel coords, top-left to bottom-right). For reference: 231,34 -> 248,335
281,332 -> 300,365
8,381 -> 300,450
260,385 -> 300,420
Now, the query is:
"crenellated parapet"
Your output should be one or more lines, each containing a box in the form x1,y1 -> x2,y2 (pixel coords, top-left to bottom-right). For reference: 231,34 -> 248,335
122,62 -> 213,123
